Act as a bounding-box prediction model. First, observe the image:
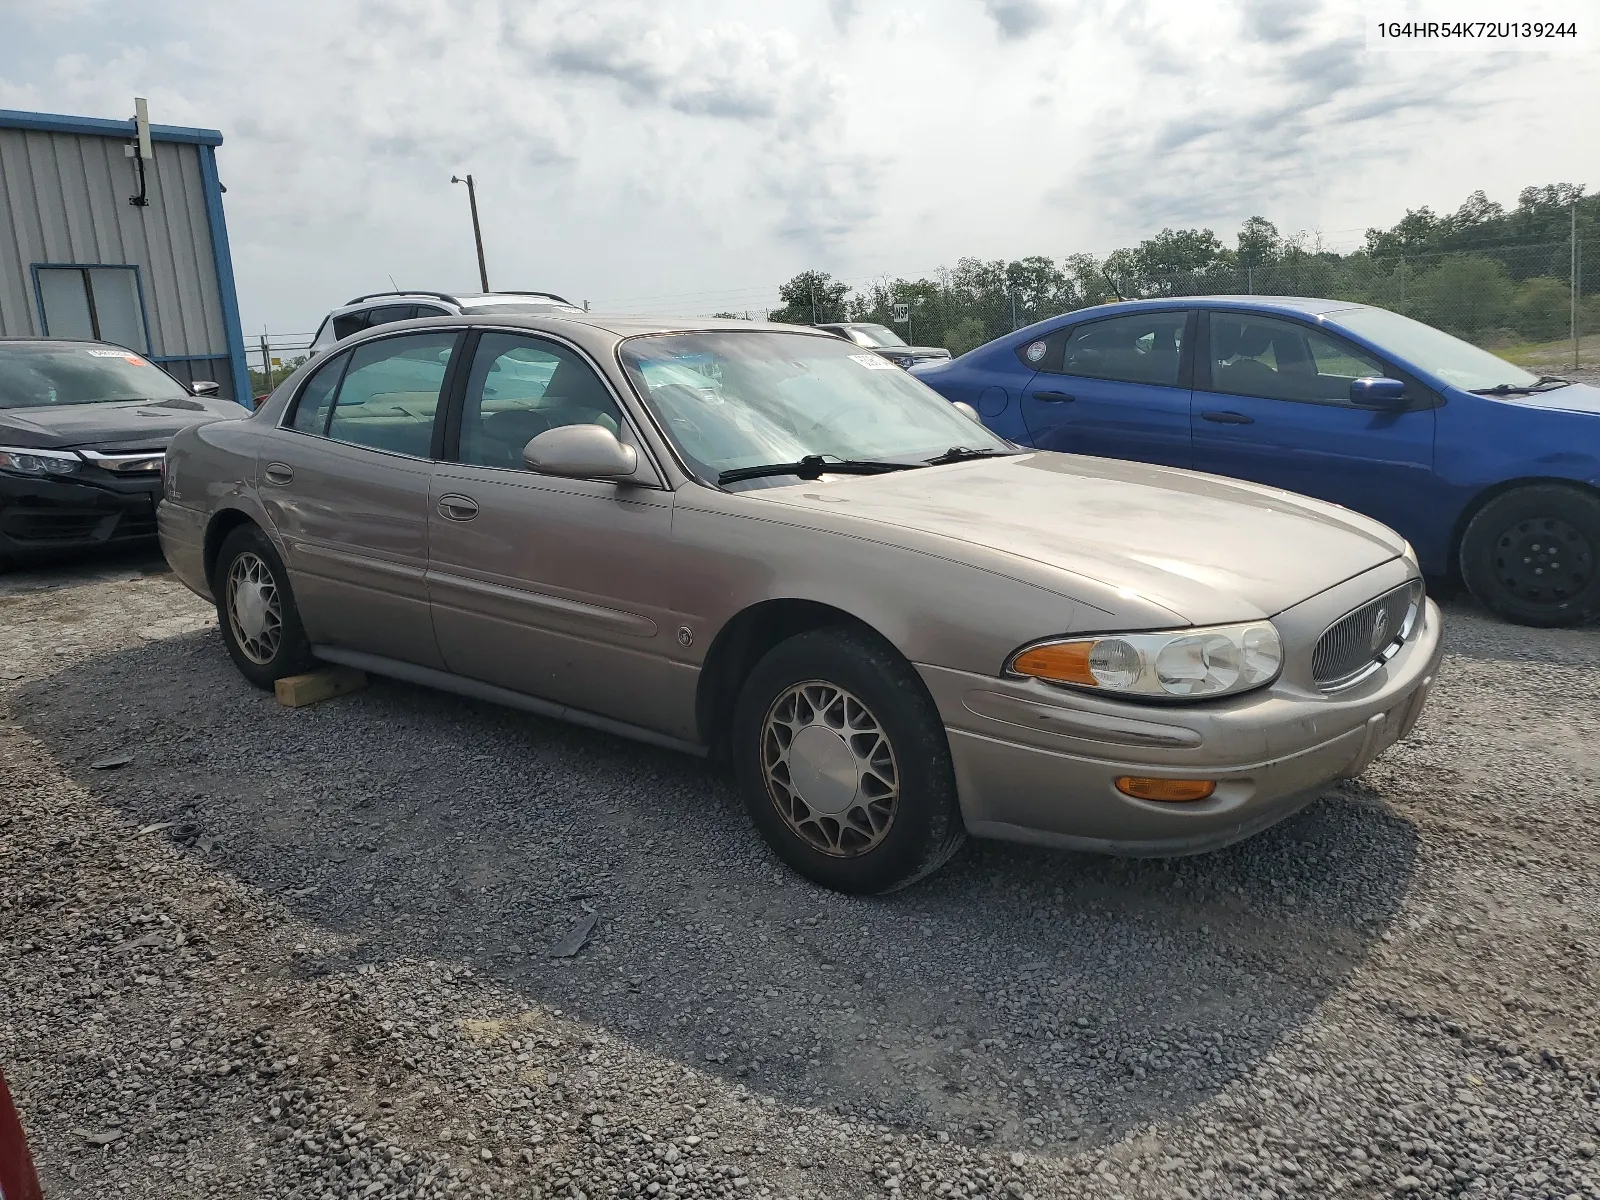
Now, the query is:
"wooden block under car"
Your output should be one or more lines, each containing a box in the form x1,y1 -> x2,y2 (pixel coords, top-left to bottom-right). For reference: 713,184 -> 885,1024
274,667 -> 369,708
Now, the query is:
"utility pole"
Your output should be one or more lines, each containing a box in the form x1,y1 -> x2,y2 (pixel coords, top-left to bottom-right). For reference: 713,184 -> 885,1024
1010,289 -> 1018,331
260,332 -> 272,394
451,174 -> 490,292
1573,198 -> 1581,372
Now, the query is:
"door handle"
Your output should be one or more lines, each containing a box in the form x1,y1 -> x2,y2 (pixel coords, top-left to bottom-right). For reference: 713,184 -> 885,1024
437,494 -> 479,522
263,463 -> 294,485
1200,411 -> 1254,425
1031,390 -> 1076,403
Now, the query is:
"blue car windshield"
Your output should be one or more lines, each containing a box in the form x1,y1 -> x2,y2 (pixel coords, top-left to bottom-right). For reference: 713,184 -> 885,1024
1329,307 -> 1541,392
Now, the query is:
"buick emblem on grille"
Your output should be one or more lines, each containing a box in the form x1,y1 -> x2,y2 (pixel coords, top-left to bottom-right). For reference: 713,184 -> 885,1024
1369,606 -> 1391,651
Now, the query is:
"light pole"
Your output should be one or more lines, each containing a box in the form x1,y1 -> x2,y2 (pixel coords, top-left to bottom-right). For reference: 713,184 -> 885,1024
451,174 -> 490,292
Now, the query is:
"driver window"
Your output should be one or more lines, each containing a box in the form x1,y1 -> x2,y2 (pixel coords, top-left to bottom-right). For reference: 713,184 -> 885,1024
458,333 -> 624,470
1210,314 -> 1389,404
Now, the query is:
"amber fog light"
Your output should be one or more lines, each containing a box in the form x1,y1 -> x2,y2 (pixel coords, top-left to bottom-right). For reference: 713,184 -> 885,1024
1115,777 -> 1216,802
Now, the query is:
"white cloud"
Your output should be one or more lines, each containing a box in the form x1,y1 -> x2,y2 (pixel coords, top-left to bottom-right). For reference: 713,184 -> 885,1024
0,0 -> 1594,333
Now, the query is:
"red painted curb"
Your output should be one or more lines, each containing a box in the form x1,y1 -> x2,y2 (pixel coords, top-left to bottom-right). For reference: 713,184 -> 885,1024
0,1069 -> 44,1200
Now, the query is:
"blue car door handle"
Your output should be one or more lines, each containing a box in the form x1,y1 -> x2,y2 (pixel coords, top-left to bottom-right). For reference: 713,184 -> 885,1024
1031,390 -> 1075,402
1201,410 -> 1254,425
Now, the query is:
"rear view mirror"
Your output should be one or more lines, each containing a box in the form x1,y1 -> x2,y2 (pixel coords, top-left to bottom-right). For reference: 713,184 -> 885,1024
1349,377 -> 1406,408
523,424 -> 639,480
191,380 -> 221,397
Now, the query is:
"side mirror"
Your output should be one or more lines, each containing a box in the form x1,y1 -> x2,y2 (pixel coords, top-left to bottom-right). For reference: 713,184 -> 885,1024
951,401 -> 981,422
523,424 -> 639,480
191,380 -> 221,397
1349,377 -> 1406,408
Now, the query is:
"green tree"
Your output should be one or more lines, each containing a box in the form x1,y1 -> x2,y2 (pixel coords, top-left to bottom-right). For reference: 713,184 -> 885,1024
1236,216 -> 1281,271
770,271 -> 849,324
1134,227 -> 1225,288
942,316 -> 988,356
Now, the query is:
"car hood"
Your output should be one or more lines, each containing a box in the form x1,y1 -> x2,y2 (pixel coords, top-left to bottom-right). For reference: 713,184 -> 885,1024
1493,380 -> 1600,415
0,397 -> 241,450
746,452 -> 1406,625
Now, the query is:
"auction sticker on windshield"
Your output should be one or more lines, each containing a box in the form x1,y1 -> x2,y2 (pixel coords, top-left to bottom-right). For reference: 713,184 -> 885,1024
86,349 -> 148,364
849,353 -> 900,371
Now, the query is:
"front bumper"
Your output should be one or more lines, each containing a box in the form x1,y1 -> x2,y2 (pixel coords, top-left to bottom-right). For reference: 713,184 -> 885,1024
921,566 -> 1444,856
0,469 -> 161,559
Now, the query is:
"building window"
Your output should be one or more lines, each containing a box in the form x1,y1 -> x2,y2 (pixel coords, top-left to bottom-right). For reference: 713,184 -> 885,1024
33,265 -> 150,353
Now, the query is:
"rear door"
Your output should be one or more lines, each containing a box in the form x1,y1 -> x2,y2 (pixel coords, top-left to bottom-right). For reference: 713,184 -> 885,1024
259,329 -> 461,668
1189,310 -> 1436,542
1016,309 -> 1194,468
425,330 -> 694,739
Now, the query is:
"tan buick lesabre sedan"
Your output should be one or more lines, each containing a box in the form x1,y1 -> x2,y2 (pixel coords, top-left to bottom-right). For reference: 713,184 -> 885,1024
158,315 -> 1442,893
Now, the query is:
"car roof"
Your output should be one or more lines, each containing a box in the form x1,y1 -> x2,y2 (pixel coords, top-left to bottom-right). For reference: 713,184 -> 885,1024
1072,296 -> 1366,318
0,336 -> 136,350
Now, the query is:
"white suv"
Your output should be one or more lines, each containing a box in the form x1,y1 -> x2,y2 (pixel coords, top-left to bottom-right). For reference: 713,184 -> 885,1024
308,290 -> 585,354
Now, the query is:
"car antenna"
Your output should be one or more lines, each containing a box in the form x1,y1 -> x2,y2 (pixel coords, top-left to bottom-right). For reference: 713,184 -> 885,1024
1101,268 -> 1125,301
388,274 -> 399,291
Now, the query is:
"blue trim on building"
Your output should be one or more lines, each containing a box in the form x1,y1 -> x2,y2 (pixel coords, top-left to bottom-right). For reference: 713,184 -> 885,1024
29,262 -> 155,353
196,145 -> 252,408
0,108 -> 223,146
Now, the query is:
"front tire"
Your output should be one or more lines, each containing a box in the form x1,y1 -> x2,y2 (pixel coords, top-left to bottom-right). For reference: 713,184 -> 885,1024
1459,485 -> 1600,627
732,626 -> 966,894
213,524 -> 314,689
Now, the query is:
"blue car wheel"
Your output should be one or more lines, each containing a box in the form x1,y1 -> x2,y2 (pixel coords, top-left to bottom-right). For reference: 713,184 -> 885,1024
1459,484 -> 1600,627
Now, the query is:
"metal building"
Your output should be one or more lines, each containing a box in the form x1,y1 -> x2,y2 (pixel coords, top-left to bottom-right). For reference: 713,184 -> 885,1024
0,106 -> 250,405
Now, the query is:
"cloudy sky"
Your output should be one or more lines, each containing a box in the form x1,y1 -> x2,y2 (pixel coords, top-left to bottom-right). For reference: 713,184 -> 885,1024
2,0 -> 1596,337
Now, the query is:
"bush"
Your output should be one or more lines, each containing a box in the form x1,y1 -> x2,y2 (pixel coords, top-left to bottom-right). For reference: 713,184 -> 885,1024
1409,256 -> 1513,338
1512,277 -> 1571,341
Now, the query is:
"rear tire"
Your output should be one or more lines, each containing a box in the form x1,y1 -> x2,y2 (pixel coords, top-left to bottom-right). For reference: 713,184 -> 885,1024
731,626 -> 966,894
1459,485 -> 1600,627
213,524 -> 314,689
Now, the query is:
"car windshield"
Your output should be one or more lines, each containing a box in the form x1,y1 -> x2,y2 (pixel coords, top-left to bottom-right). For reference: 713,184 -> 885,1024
1328,306 -> 1542,392
0,344 -> 191,409
619,331 -> 1010,483
848,324 -> 908,348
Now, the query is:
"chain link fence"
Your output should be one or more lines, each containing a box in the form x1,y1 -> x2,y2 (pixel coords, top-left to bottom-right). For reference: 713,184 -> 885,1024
1112,241 -> 1592,367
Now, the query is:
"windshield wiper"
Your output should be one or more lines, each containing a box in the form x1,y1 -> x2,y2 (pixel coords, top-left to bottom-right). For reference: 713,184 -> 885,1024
717,455 -> 920,486
923,446 -> 1015,465
1470,375 -> 1572,396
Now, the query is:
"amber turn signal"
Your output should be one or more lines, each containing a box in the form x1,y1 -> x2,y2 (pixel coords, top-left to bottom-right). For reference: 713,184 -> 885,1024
1009,640 -> 1097,686
1114,776 -> 1217,802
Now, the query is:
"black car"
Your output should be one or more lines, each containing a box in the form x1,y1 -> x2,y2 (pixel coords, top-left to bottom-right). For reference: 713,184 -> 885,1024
0,339 -> 241,569
815,322 -> 952,369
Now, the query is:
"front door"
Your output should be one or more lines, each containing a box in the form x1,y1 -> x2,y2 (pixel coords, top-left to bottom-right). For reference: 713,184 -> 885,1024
425,330 -> 694,740
258,329 -> 460,669
1189,311 -> 1436,545
1015,308 -> 1194,468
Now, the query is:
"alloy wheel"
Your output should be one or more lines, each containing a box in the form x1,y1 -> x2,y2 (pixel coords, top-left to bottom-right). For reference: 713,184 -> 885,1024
761,681 -> 899,858
226,551 -> 283,666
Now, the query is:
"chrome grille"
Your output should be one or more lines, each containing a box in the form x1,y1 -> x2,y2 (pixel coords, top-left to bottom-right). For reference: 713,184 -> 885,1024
1312,580 -> 1423,690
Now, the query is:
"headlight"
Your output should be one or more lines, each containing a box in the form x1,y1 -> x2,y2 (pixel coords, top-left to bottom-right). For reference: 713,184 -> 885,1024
1006,621 -> 1283,700
0,446 -> 83,476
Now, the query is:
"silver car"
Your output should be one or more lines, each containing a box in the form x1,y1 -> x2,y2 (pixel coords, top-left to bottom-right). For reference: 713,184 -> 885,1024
157,314 -> 1443,893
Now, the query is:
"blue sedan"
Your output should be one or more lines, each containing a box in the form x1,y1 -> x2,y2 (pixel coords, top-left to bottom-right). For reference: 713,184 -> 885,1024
913,297 -> 1600,627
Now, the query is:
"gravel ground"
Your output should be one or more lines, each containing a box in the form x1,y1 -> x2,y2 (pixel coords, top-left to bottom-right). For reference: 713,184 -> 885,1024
2,549 -> 1599,1200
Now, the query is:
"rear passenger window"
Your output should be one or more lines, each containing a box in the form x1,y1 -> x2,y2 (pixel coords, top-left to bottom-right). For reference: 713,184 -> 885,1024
363,304 -> 417,328
289,352 -> 349,434
331,310 -> 372,340
1054,312 -> 1188,387
323,332 -> 458,457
